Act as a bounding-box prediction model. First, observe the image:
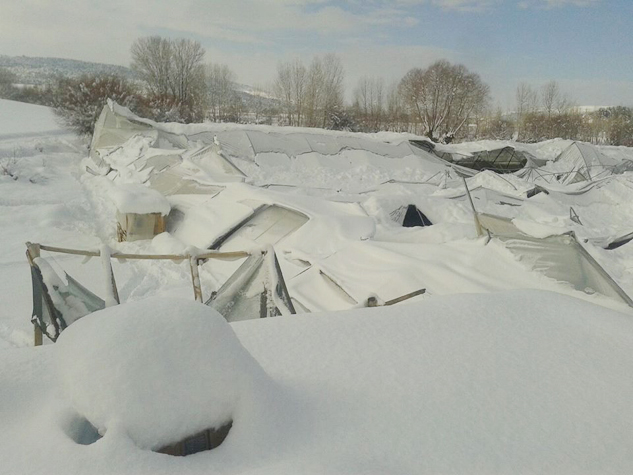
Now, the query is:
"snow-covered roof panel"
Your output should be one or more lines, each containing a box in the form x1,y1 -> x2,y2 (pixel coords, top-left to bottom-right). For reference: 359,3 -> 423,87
247,130 -> 312,156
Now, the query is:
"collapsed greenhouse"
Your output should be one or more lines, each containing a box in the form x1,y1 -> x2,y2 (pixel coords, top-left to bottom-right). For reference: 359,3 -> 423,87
26,100 -> 633,343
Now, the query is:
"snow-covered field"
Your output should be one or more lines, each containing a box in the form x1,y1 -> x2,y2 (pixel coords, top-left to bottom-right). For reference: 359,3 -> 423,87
2,98 -> 633,473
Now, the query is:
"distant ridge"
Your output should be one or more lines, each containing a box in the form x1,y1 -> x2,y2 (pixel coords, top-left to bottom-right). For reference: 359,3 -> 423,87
0,55 -> 278,108
0,55 -> 135,86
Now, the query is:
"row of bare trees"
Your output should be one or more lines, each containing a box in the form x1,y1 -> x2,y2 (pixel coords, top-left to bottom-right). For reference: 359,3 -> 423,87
474,81 -> 633,146
271,58 -> 490,142
45,37 -> 245,133
272,54 -> 345,129
352,77 -> 408,133
3,34 -> 631,145
515,81 -> 576,141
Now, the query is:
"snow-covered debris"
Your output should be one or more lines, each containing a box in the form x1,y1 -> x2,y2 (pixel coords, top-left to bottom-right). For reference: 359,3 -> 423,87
54,298 -> 269,450
89,101 -> 461,191
109,183 -> 170,216
4,96 -> 633,473
32,257 -> 97,329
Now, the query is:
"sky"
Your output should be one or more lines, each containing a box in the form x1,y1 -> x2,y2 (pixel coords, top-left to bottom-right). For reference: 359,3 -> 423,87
0,0 -> 632,109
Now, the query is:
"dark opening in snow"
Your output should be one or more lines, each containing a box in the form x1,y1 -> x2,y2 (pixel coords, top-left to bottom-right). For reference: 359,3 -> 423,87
402,205 -> 432,227
157,421 -> 233,456
64,414 -> 102,446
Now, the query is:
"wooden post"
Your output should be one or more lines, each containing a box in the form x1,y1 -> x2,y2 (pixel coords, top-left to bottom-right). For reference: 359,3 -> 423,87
384,288 -> 426,306
189,256 -> 203,303
24,243 -> 251,308
27,243 -> 43,347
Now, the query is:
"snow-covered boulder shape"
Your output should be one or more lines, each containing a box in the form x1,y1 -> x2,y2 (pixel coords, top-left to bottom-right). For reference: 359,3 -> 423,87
110,183 -> 170,216
54,298 -> 268,450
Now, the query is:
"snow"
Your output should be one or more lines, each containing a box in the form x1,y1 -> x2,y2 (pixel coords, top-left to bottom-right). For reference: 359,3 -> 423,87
54,298 -> 267,450
2,99 -> 633,473
511,218 -> 566,238
108,182 -> 171,216
0,98 -> 64,138
99,244 -> 118,307
4,292 -> 633,474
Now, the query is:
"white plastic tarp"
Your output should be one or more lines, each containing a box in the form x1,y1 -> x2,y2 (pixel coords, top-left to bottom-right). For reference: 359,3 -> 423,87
206,251 -> 295,322
555,142 -> 621,184
211,205 -> 309,251
478,213 -> 633,307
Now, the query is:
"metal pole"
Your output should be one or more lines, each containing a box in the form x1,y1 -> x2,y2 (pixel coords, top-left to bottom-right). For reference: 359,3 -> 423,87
462,176 -> 483,237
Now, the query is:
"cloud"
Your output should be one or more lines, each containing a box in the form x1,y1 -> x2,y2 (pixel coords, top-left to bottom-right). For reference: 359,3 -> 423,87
393,0 -> 500,11
0,0 -> 425,67
397,0 -> 600,10
0,0 -> 625,108
431,0 -> 500,11
517,0 -> 602,9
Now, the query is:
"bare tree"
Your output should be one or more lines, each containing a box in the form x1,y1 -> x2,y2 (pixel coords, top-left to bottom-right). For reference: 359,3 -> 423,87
516,83 -> 538,116
479,107 -> 514,140
130,36 -> 173,97
248,83 -> 277,125
399,60 -> 489,142
304,57 -> 325,127
301,54 -> 345,128
273,61 -> 294,125
353,76 -> 385,132
169,38 -> 206,103
273,59 -> 307,126
538,80 -> 580,138
442,65 -> 489,141
206,63 -> 237,122
555,92 -> 575,115
515,83 -> 538,140
131,36 -> 206,123
273,54 -> 344,128
541,80 -> 560,119
385,81 -> 407,132
319,53 -> 345,128
290,59 -> 307,126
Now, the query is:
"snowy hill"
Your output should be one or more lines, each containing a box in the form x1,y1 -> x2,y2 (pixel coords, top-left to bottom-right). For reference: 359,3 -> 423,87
0,55 -> 135,86
0,55 -> 276,110
0,98 -> 63,138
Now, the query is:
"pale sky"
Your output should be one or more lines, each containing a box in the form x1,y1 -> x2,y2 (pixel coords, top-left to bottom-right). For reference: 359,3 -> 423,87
1,0 -> 631,108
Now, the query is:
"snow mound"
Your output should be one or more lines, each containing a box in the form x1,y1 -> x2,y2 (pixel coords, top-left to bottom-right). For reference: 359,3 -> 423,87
109,183 -> 171,216
0,98 -> 65,138
54,298 -> 268,450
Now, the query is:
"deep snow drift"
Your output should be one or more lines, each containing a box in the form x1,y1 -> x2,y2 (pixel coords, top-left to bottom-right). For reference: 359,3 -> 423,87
3,292 -> 633,474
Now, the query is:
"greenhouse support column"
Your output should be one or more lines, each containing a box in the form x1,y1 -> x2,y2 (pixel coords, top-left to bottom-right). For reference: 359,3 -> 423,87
189,256 -> 203,303
29,243 -> 43,347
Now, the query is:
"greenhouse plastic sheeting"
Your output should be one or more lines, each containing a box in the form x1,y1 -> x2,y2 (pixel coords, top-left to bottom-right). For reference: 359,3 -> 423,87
479,213 -> 633,307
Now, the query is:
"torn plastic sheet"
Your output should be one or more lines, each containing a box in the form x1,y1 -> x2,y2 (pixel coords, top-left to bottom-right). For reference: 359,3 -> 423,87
30,257 -> 105,341
479,213 -> 633,308
210,204 -> 309,251
205,250 -> 295,322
